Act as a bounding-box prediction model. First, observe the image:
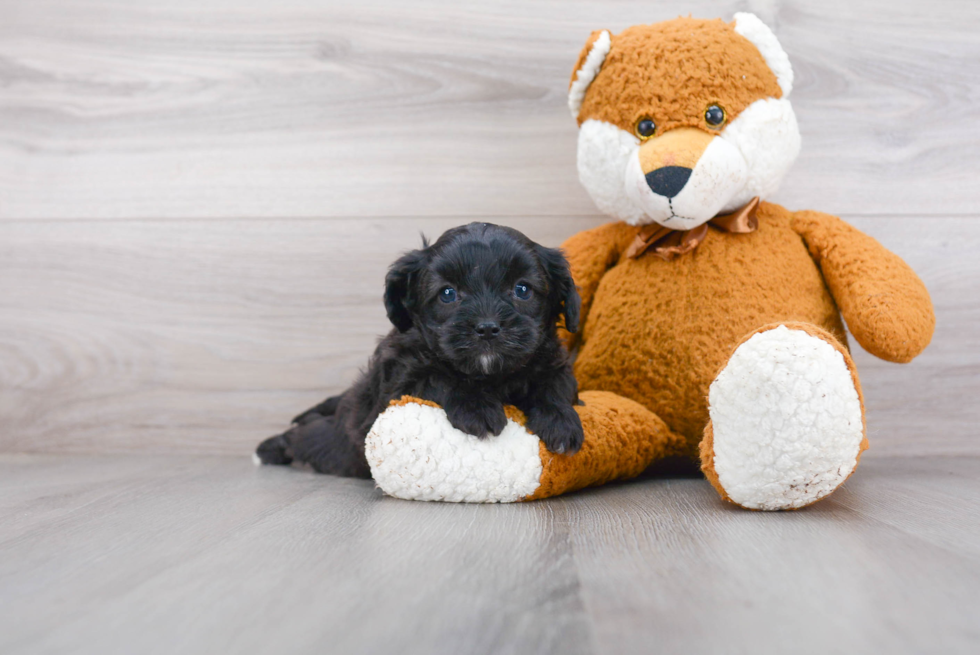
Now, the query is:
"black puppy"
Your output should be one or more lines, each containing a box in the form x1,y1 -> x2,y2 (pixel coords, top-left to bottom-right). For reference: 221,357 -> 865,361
255,222 -> 584,478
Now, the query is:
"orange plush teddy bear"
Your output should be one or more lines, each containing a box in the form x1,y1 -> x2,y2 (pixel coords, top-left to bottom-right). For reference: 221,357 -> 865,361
364,13 -> 934,509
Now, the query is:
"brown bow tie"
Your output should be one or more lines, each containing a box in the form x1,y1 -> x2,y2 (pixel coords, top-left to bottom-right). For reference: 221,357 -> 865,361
624,196 -> 760,260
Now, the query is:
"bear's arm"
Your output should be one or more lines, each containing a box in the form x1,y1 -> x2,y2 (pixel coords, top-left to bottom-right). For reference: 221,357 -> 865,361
558,221 -> 636,348
790,210 -> 935,363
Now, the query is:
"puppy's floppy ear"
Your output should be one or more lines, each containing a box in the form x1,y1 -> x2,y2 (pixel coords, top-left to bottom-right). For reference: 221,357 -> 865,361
384,244 -> 428,333
535,244 -> 581,334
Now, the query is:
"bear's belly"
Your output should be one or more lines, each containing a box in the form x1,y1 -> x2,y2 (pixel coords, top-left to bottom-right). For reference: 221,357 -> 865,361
573,216 -> 845,453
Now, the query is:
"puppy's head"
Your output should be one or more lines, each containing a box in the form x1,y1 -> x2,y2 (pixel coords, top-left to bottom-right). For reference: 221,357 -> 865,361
569,14 -> 801,229
384,223 -> 579,376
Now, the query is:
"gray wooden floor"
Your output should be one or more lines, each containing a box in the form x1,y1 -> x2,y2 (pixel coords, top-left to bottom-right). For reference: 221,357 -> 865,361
1,453 -> 978,655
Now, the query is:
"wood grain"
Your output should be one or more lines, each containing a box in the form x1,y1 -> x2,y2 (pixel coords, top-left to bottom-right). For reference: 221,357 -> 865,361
0,215 -> 975,456
565,455 -> 980,654
1,0 -> 978,220
0,454 -> 592,655
1,0 -> 977,456
0,453 -> 977,654
0,216 -> 600,453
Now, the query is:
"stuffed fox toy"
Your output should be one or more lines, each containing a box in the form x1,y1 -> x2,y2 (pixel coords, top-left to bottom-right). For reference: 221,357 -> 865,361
364,13 -> 935,509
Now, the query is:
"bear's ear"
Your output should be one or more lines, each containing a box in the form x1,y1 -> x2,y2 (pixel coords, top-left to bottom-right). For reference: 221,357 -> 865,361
732,13 -> 793,97
568,29 -> 611,120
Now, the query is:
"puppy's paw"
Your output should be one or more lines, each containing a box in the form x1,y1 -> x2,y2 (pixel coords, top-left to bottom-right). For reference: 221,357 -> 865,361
528,405 -> 584,455
445,400 -> 508,439
255,434 -> 293,466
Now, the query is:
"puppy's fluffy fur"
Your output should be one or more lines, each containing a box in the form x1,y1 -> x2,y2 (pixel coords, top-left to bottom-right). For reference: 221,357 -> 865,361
255,222 -> 584,478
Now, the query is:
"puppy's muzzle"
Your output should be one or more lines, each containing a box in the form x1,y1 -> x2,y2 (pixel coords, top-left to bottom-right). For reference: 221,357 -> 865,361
475,320 -> 500,341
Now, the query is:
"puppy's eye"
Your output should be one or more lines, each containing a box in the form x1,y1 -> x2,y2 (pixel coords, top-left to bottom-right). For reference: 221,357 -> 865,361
705,104 -> 726,128
439,287 -> 457,303
514,282 -> 531,300
635,118 -> 656,139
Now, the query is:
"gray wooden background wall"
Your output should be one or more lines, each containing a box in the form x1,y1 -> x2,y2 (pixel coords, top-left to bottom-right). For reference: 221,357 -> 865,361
1,0 -> 978,456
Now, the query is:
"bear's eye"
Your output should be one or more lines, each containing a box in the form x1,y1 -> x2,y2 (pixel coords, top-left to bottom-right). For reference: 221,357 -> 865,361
439,287 -> 457,303
635,118 -> 656,139
514,282 -> 532,300
705,104 -> 726,127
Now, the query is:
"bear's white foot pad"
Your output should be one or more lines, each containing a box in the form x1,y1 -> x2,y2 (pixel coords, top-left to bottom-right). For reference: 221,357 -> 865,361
709,326 -> 864,510
365,403 -> 543,503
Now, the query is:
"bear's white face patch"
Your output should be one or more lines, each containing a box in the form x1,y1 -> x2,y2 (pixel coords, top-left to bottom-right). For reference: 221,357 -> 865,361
576,119 -> 646,224
577,97 -> 801,227
624,137 -> 748,229
718,98 -> 802,212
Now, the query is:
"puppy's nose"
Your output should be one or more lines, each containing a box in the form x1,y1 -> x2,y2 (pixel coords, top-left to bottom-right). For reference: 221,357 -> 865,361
475,321 -> 500,340
645,166 -> 692,199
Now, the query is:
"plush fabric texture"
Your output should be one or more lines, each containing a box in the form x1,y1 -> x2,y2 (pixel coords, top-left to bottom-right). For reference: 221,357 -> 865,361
565,202 -> 849,452
791,211 -> 935,363
366,392 -> 685,502
524,390 -> 687,500
365,397 -> 542,503
568,30 -> 611,118
700,323 -> 868,510
562,200 -> 932,465
732,12 -> 793,96
576,92 -> 800,228
573,17 -> 782,132
637,127 -> 713,171
716,97 -> 800,212
571,16 -> 801,228
576,119 -> 646,224
624,130 -> 749,228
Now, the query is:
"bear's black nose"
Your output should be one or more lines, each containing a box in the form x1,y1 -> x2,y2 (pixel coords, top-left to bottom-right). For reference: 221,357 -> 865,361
645,166 -> 692,199
475,321 -> 500,340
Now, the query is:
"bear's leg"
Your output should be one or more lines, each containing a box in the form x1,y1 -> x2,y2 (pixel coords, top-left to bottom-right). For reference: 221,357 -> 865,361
525,390 -> 688,500
365,391 -> 686,502
700,323 -> 868,510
